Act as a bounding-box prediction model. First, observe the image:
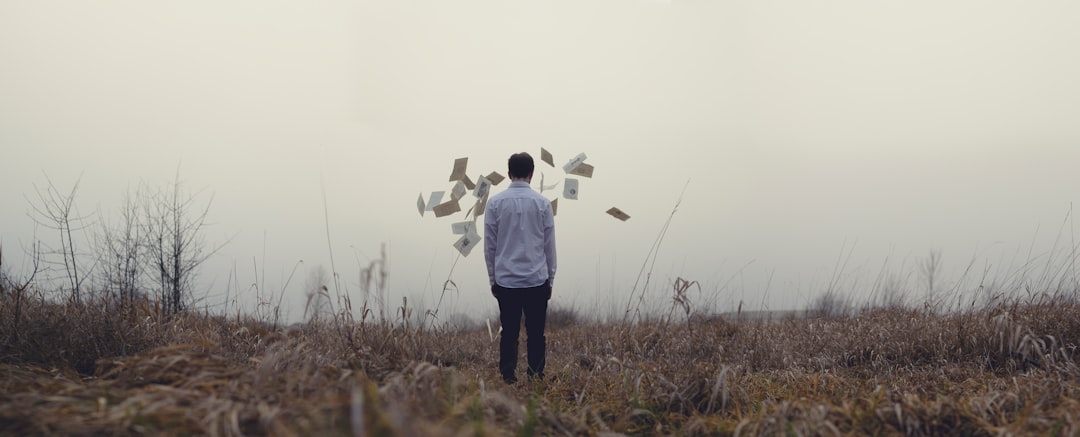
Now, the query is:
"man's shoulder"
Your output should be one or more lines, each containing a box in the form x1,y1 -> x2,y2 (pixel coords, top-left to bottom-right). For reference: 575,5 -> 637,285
488,186 -> 549,206
491,185 -> 539,200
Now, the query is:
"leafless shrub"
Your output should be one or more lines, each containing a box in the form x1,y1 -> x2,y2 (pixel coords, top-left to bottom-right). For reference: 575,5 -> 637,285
27,174 -> 95,303
142,171 -> 220,317
94,186 -> 144,310
809,289 -> 852,319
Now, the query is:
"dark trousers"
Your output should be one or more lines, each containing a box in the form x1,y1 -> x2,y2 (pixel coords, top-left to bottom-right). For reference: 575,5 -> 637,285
494,283 -> 549,381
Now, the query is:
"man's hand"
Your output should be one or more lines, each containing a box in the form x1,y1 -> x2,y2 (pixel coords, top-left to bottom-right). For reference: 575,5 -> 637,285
491,285 -> 498,298
545,279 -> 553,300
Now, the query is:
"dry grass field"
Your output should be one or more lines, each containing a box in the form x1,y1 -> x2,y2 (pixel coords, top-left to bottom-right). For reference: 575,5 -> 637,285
2,286 -> 1080,436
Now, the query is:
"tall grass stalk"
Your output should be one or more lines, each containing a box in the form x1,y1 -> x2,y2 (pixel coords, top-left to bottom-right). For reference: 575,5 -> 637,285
623,179 -> 690,323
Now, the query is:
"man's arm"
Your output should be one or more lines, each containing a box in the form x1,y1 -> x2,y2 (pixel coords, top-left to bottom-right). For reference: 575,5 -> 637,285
543,203 -> 556,287
484,201 -> 498,287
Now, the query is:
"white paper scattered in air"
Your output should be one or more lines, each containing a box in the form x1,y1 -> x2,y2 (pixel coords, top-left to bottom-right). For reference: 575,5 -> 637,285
450,180 -> 467,200
540,173 -> 560,193
421,149 -> 628,251
474,195 -> 488,218
474,176 -> 492,198
569,162 -> 594,178
451,221 -> 476,235
540,148 -> 555,167
452,228 -> 482,256
562,153 -> 587,173
433,199 -> 461,217
563,178 -> 579,200
607,207 -> 631,221
426,191 -> 445,211
448,157 -> 468,182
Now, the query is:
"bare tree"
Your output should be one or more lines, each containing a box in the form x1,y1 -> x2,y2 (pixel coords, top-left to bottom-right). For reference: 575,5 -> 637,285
920,249 -> 943,309
26,174 -> 95,303
95,185 -> 145,308
142,171 -> 217,316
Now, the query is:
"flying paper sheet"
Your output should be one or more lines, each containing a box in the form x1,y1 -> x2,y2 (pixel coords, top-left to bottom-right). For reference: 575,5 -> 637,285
462,174 -> 476,190
540,173 -> 560,193
486,172 -> 505,185
540,148 -> 554,167
452,228 -> 482,257
426,191 -> 445,211
433,199 -> 461,217
551,198 -> 558,216
451,221 -> 476,235
474,194 -> 488,218
474,176 -> 492,198
562,153 -> 587,173
606,207 -> 631,221
569,162 -> 594,178
563,178 -> 579,200
448,157 -> 468,182
450,180 -> 467,200
417,193 -> 426,217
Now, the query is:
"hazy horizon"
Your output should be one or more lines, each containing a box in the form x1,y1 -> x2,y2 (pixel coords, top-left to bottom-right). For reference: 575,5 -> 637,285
4,1 -> 1080,324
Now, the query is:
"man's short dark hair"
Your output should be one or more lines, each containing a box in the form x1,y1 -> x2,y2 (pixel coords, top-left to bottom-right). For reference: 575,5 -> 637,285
508,152 -> 534,179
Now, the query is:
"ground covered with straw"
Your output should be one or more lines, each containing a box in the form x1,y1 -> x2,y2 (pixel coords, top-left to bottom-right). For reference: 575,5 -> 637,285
2,292 -> 1080,436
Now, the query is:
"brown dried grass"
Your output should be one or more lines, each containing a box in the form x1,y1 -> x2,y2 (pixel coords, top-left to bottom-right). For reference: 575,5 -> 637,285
2,289 -> 1080,436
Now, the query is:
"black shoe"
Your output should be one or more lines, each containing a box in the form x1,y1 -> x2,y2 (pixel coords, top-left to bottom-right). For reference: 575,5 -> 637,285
503,375 -> 518,385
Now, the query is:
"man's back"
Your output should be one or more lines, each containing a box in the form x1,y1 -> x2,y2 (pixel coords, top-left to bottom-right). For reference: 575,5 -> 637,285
484,180 -> 557,289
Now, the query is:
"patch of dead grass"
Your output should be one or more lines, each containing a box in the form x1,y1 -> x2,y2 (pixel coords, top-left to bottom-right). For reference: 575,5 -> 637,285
3,291 -> 1080,435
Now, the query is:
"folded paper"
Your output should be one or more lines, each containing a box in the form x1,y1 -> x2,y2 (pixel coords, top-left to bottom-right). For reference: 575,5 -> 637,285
569,162 -> 594,178
606,207 -> 630,221
417,193 -> 426,217
541,147 -> 554,167
433,199 -> 461,217
486,171 -> 505,185
551,198 -> 558,216
448,157 -> 468,182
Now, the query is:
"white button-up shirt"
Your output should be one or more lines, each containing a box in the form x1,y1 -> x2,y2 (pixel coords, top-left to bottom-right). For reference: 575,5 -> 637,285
484,180 -> 557,288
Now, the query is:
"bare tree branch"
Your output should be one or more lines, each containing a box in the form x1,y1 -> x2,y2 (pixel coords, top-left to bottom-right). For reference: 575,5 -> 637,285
25,173 -> 94,302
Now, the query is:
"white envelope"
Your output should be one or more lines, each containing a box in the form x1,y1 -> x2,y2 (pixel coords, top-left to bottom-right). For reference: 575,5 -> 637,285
563,178 -> 579,200
562,153 -> 587,173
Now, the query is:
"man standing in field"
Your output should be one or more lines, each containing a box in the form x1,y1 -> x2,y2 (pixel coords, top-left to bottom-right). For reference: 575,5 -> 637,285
484,152 -> 557,384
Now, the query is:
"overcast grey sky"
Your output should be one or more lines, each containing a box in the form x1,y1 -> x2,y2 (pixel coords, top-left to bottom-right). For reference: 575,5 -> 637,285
3,1 -> 1079,322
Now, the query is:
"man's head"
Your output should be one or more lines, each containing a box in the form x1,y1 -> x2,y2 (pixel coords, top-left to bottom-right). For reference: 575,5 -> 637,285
507,152 -> 534,181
